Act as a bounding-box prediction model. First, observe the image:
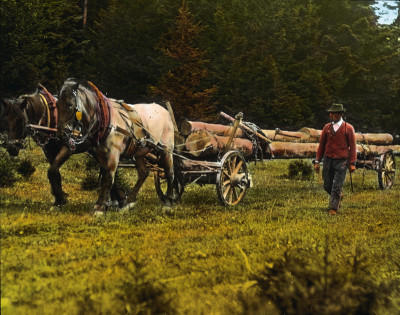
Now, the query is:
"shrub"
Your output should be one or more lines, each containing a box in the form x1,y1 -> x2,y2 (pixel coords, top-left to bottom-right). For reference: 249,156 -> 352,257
249,245 -> 397,315
0,152 -> 18,187
81,157 -> 100,191
288,159 -> 313,180
81,157 -> 131,193
17,158 -> 36,178
76,258 -> 176,314
113,168 -> 132,194
116,259 -> 175,314
81,172 -> 99,191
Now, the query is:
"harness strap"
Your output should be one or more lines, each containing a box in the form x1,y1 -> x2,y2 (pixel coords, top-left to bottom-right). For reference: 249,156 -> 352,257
115,125 -> 132,138
38,83 -> 58,128
87,81 -> 111,143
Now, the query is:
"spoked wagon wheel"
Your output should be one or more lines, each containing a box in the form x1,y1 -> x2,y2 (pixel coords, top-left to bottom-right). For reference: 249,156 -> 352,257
216,150 -> 249,206
378,150 -> 396,190
154,171 -> 184,204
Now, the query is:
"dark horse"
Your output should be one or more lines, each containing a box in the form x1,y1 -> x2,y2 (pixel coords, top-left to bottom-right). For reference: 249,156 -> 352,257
56,79 -> 176,215
1,84 -> 126,208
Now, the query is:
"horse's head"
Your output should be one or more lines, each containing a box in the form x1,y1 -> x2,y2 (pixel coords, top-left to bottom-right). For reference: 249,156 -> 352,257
1,97 -> 29,156
56,79 -> 96,145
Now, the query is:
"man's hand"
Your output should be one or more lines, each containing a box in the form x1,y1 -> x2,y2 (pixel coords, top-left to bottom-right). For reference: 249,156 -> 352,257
314,163 -> 320,173
349,164 -> 356,173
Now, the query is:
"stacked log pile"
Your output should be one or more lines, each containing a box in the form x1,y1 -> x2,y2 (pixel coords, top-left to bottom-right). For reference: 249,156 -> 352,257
262,127 -> 398,158
262,127 -> 394,145
177,113 -> 400,159
268,142 -> 400,159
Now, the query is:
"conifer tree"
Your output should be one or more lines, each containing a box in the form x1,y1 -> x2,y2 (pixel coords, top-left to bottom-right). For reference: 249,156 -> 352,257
150,2 -> 217,126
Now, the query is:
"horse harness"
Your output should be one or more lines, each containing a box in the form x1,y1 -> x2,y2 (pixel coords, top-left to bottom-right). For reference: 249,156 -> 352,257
37,83 -> 58,128
68,82 -> 150,157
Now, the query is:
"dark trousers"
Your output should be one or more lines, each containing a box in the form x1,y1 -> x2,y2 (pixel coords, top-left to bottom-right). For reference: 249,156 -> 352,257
322,156 -> 348,210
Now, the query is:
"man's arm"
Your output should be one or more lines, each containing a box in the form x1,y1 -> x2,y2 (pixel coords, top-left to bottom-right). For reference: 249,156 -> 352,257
348,124 -> 357,173
314,125 -> 327,173
348,124 -> 357,165
315,125 -> 327,163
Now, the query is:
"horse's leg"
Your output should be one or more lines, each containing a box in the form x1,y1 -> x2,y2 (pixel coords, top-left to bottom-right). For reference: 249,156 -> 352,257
161,150 -> 175,206
44,141 -> 69,200
110,171 -> 127,207
47,144 -> 72,206
123,147 -> 150,209
93,149 -> 121,215
93,151 -> 126,208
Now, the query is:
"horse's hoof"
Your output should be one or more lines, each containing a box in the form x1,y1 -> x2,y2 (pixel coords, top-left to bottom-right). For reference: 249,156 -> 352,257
54,197 -> 68,207
163,200 -> 172,207
93,204 -> 106,216
106,200 -> 119,208
50,205 -> 62,212
93,210 -> 106,217
118,202 -> 136,213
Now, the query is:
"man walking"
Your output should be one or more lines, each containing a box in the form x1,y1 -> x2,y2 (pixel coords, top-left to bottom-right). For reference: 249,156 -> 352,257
314,104 -> 357,215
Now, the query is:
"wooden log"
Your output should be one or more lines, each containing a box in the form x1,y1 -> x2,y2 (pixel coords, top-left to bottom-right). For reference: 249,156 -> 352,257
357,144 -> 400,156
262,129 -> 312,142
184,121 -> 246,138
298,127 -> 321,142
184,130 -> 254,158
269,142 -> 319,158
354,133 -> 393,145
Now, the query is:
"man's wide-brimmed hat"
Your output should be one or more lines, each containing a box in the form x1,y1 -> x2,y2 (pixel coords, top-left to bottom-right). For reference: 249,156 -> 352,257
327,103 -> 345,113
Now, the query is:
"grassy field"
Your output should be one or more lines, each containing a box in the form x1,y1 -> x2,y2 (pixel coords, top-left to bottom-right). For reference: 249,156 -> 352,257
1,143 -> 399,314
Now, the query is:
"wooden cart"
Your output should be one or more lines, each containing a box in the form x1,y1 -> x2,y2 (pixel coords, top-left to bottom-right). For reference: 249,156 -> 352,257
152,111 -> 263,206
356,149 -> 396,190
153,149 -> 251,206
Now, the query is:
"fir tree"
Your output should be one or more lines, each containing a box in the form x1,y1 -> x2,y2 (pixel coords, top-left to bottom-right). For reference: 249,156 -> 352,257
150,2 -> 217,127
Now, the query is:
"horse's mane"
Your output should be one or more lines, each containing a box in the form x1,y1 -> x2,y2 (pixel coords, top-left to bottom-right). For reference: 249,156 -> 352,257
62,78 -> 92,91
18,90 -> 46,121
59,78 -> 93,101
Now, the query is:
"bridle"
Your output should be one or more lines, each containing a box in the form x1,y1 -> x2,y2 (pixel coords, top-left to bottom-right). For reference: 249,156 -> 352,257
4,100 -> 29,150
58,84 -> 98,151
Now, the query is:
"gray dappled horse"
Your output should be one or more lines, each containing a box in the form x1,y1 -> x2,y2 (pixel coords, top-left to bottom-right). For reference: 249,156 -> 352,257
1,84 -> 126,207
56,79 -> 176,215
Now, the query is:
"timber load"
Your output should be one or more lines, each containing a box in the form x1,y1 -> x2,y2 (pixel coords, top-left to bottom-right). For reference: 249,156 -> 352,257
176,111 -> 399,160
177,112 -> 270,160
261,127 -> 393,145
183,130 -> 254,158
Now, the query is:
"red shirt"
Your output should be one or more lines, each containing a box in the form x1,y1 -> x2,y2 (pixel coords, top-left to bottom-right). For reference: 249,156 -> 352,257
316,121 -> 357,164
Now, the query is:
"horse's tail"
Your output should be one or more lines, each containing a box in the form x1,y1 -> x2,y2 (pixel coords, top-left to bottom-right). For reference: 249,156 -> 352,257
173,154 -> 184,186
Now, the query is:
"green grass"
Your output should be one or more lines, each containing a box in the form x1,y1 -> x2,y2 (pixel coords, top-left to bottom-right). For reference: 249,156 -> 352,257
1,143 -> 399,314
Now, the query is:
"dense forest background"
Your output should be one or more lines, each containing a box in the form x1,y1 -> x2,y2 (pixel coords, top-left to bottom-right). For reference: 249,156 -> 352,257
1,0 -> 399,133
